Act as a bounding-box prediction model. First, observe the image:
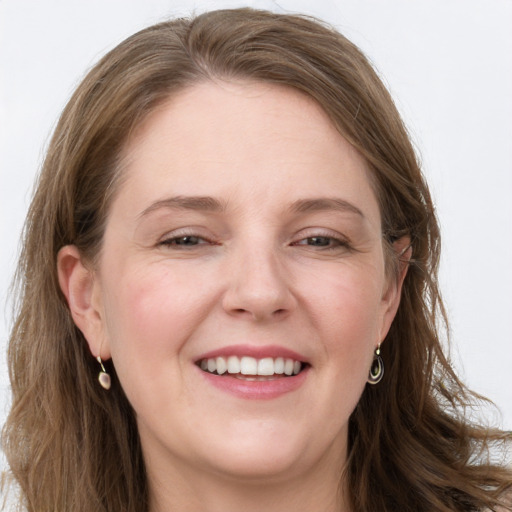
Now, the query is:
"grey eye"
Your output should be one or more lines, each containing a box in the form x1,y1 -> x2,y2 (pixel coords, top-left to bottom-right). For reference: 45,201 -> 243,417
306,237 -> 332,247
174,236 -> 201,245
161,235 -> 204,246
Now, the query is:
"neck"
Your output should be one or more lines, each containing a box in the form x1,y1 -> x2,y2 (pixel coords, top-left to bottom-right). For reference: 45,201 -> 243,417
147,447 -> 351,512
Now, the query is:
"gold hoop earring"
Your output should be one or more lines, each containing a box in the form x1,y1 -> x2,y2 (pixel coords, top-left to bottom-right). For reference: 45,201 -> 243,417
367,345 -> 384,385
97,356 -> 111,390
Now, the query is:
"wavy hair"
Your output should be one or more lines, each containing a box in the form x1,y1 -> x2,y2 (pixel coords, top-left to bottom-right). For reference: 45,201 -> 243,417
2,8 -> 511,511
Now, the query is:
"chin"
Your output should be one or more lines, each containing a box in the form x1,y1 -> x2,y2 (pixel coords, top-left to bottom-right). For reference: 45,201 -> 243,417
204,444 -> 305,481
195,420 -> 341,482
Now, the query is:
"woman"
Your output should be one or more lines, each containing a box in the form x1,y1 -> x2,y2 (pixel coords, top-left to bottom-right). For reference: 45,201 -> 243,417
2,8 -> 511,512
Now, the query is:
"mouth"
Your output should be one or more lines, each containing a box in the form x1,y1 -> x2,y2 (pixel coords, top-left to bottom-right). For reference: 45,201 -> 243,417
196,356 -> 308,380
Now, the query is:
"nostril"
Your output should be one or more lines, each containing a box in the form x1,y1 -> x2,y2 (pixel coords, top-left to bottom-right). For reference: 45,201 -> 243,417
222,276 -> 297,320
233,307 -> 289,318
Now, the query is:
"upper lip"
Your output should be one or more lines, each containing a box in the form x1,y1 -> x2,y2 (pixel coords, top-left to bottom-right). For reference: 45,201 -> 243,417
195,344 -> 309,363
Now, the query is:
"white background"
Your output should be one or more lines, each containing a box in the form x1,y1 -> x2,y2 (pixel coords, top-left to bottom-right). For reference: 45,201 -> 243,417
1,0 -> 511,475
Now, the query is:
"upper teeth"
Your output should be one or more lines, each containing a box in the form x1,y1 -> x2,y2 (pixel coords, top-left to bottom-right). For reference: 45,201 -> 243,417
199,356 -> 302,376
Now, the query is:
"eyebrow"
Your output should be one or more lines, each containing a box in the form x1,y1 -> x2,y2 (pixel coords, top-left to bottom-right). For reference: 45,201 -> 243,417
139,196 -> 226,218
289,198 -> 365,218
138,195 -> 364,219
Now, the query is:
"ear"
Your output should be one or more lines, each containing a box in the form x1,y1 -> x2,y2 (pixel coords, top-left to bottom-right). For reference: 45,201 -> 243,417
57,245 -> 111,360
378,236 -> 412,342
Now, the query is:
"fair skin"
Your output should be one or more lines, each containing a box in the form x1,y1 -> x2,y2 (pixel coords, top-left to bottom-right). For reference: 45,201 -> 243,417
58,81 -> 409,512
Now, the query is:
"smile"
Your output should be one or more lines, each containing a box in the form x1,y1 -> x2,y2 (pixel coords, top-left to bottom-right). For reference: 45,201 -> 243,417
198,356 -> 303,377
194,345 -> 310,399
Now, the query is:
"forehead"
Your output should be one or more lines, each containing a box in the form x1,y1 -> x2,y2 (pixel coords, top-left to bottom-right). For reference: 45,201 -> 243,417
125,80 -> 339,157
115,80 -> 380,223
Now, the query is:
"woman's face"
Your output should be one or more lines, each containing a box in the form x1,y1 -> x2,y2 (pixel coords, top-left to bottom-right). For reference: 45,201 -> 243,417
71,82 -> 403,484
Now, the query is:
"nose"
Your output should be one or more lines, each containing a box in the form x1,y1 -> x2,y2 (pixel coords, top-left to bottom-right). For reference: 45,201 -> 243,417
221,245 -> 297,322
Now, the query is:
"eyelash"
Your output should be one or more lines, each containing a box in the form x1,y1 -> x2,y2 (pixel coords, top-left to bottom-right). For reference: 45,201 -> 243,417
158,231 -> 352,252
159,234 -> 213,247
292,235 -> 351,251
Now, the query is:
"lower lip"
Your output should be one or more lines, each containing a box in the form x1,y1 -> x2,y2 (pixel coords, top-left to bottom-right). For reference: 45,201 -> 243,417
197,366 -> 309,400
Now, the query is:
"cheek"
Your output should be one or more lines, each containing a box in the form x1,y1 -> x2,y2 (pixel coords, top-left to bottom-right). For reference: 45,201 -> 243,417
292,266 -> 385,445
101,263 -> 209,363
304,263 -> 386,380
307,263 -> 385,337
99,262 -> 216,409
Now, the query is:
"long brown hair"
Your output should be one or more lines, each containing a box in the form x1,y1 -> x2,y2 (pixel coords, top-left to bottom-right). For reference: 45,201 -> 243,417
2,8 -> 511,511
